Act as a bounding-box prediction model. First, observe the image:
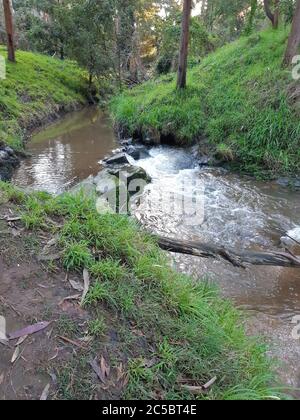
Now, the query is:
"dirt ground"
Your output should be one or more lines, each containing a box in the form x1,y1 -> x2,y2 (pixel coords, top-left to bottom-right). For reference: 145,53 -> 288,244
0,212 -> 138,400
1,202 -> 300,400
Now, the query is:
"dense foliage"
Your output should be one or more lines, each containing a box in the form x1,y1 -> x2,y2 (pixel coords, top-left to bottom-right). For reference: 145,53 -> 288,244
1,0 -> 298,86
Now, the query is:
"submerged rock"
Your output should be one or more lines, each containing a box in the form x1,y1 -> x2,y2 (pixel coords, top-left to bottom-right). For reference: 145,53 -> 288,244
277,177 -> 300,190
94,169 -> 123,195
103,152 -> 131,166
142,128 -> 161,145
0,145 -> 20,181
106,165 -> 151,185
198,155 -> 211,166
103,144 -> 150,165
96,165 -> 151,192
120,138 -> 133,147
281,227 -> 300,251
125,145 -> 150,160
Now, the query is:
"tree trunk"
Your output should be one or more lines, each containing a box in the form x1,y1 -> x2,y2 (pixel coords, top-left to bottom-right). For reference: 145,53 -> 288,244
60,45 -> 64,61
177,0 -> 192,89
89,73 -> 93,87
264,0 -> 280,29
283,0 -> 300,66
3,0 -> 15,62
157,237 -> 300,268
274,0 -> 280,28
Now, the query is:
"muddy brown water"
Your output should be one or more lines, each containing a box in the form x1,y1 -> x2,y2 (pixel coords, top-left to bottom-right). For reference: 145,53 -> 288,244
12,108 -> 300,392
13,107 -> 117,194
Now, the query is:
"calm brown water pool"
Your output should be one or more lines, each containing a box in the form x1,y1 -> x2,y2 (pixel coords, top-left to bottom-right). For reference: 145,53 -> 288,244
13,107 -> 117,194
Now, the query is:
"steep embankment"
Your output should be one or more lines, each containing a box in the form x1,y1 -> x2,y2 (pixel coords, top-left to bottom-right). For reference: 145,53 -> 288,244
0,182 -> 281,400
112,28 -> 300,177
0,47 -> 88,179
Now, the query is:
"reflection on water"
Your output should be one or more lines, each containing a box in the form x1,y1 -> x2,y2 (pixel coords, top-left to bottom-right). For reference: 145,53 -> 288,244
13,107 -> 117,194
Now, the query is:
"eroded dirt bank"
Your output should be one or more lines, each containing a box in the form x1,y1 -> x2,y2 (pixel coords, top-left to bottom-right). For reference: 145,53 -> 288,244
0,215 -> 131,400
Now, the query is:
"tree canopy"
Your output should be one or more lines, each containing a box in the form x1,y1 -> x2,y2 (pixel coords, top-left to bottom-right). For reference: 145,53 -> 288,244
1,0 -> 299,88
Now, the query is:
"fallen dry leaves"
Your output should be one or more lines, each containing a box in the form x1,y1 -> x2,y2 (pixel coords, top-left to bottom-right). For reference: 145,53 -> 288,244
81,269 -> 90,306
11,346 -> 20,364
8,321 -> 51,340
89,356 -> 110,384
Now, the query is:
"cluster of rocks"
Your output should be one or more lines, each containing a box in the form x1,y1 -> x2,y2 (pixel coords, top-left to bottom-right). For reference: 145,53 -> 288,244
102,141 -> 150,166
281,227 -> 300,253
0,145 -> 20,181
276,177 -> 300,190
71,141 -> 152,214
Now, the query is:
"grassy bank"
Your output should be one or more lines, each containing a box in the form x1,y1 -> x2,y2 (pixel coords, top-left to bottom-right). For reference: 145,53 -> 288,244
0,47 -> 87,150
111,28 -> 300,177
0,181 -> 281,400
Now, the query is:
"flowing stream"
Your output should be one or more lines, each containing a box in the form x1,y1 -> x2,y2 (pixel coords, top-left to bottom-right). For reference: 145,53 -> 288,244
13,107 -> 300,391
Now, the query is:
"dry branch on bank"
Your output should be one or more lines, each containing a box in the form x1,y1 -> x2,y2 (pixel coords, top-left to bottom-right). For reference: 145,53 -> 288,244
157,237 -> 300,269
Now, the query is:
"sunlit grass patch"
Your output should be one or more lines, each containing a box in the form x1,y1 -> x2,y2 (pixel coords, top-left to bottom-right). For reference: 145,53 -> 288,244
0,46 -> 87,150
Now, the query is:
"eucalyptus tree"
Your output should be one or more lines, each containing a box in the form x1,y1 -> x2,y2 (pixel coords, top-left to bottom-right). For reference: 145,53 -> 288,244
3,0 -> 16,62
263,0 -> 280,28
177,0 -> 192,89
284,0 -> 300,65
63,0 -> 116,86
201,0 -> 250,35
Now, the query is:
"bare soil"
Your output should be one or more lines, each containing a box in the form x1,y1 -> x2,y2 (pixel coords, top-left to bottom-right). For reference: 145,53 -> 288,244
0,208 -> 144,400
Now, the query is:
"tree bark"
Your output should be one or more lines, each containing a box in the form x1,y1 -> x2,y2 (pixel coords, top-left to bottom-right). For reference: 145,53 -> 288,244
3,0 -> 15,62
264,0 -> 280,29
157,237 -> 300,268
273,0 -> 280,29
177,0 -> 192,89
283,0 -> 300,66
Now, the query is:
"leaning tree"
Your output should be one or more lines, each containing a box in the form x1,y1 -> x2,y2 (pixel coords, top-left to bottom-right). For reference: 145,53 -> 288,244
264,0 -> 280,29
2,0 -> 15,62
284,0 -> 300,65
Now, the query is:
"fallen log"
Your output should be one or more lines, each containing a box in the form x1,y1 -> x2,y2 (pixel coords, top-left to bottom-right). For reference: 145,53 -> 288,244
157,237 -> 300,268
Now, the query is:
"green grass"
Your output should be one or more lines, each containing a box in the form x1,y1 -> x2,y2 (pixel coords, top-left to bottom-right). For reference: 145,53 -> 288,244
0,46 -> 87,150
111,27 -> 300,177
0,180 -> 284,400
88,317 -> 107,337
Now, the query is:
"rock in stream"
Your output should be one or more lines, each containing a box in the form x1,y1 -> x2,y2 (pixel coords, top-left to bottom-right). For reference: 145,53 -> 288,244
0,146 -> 20,181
